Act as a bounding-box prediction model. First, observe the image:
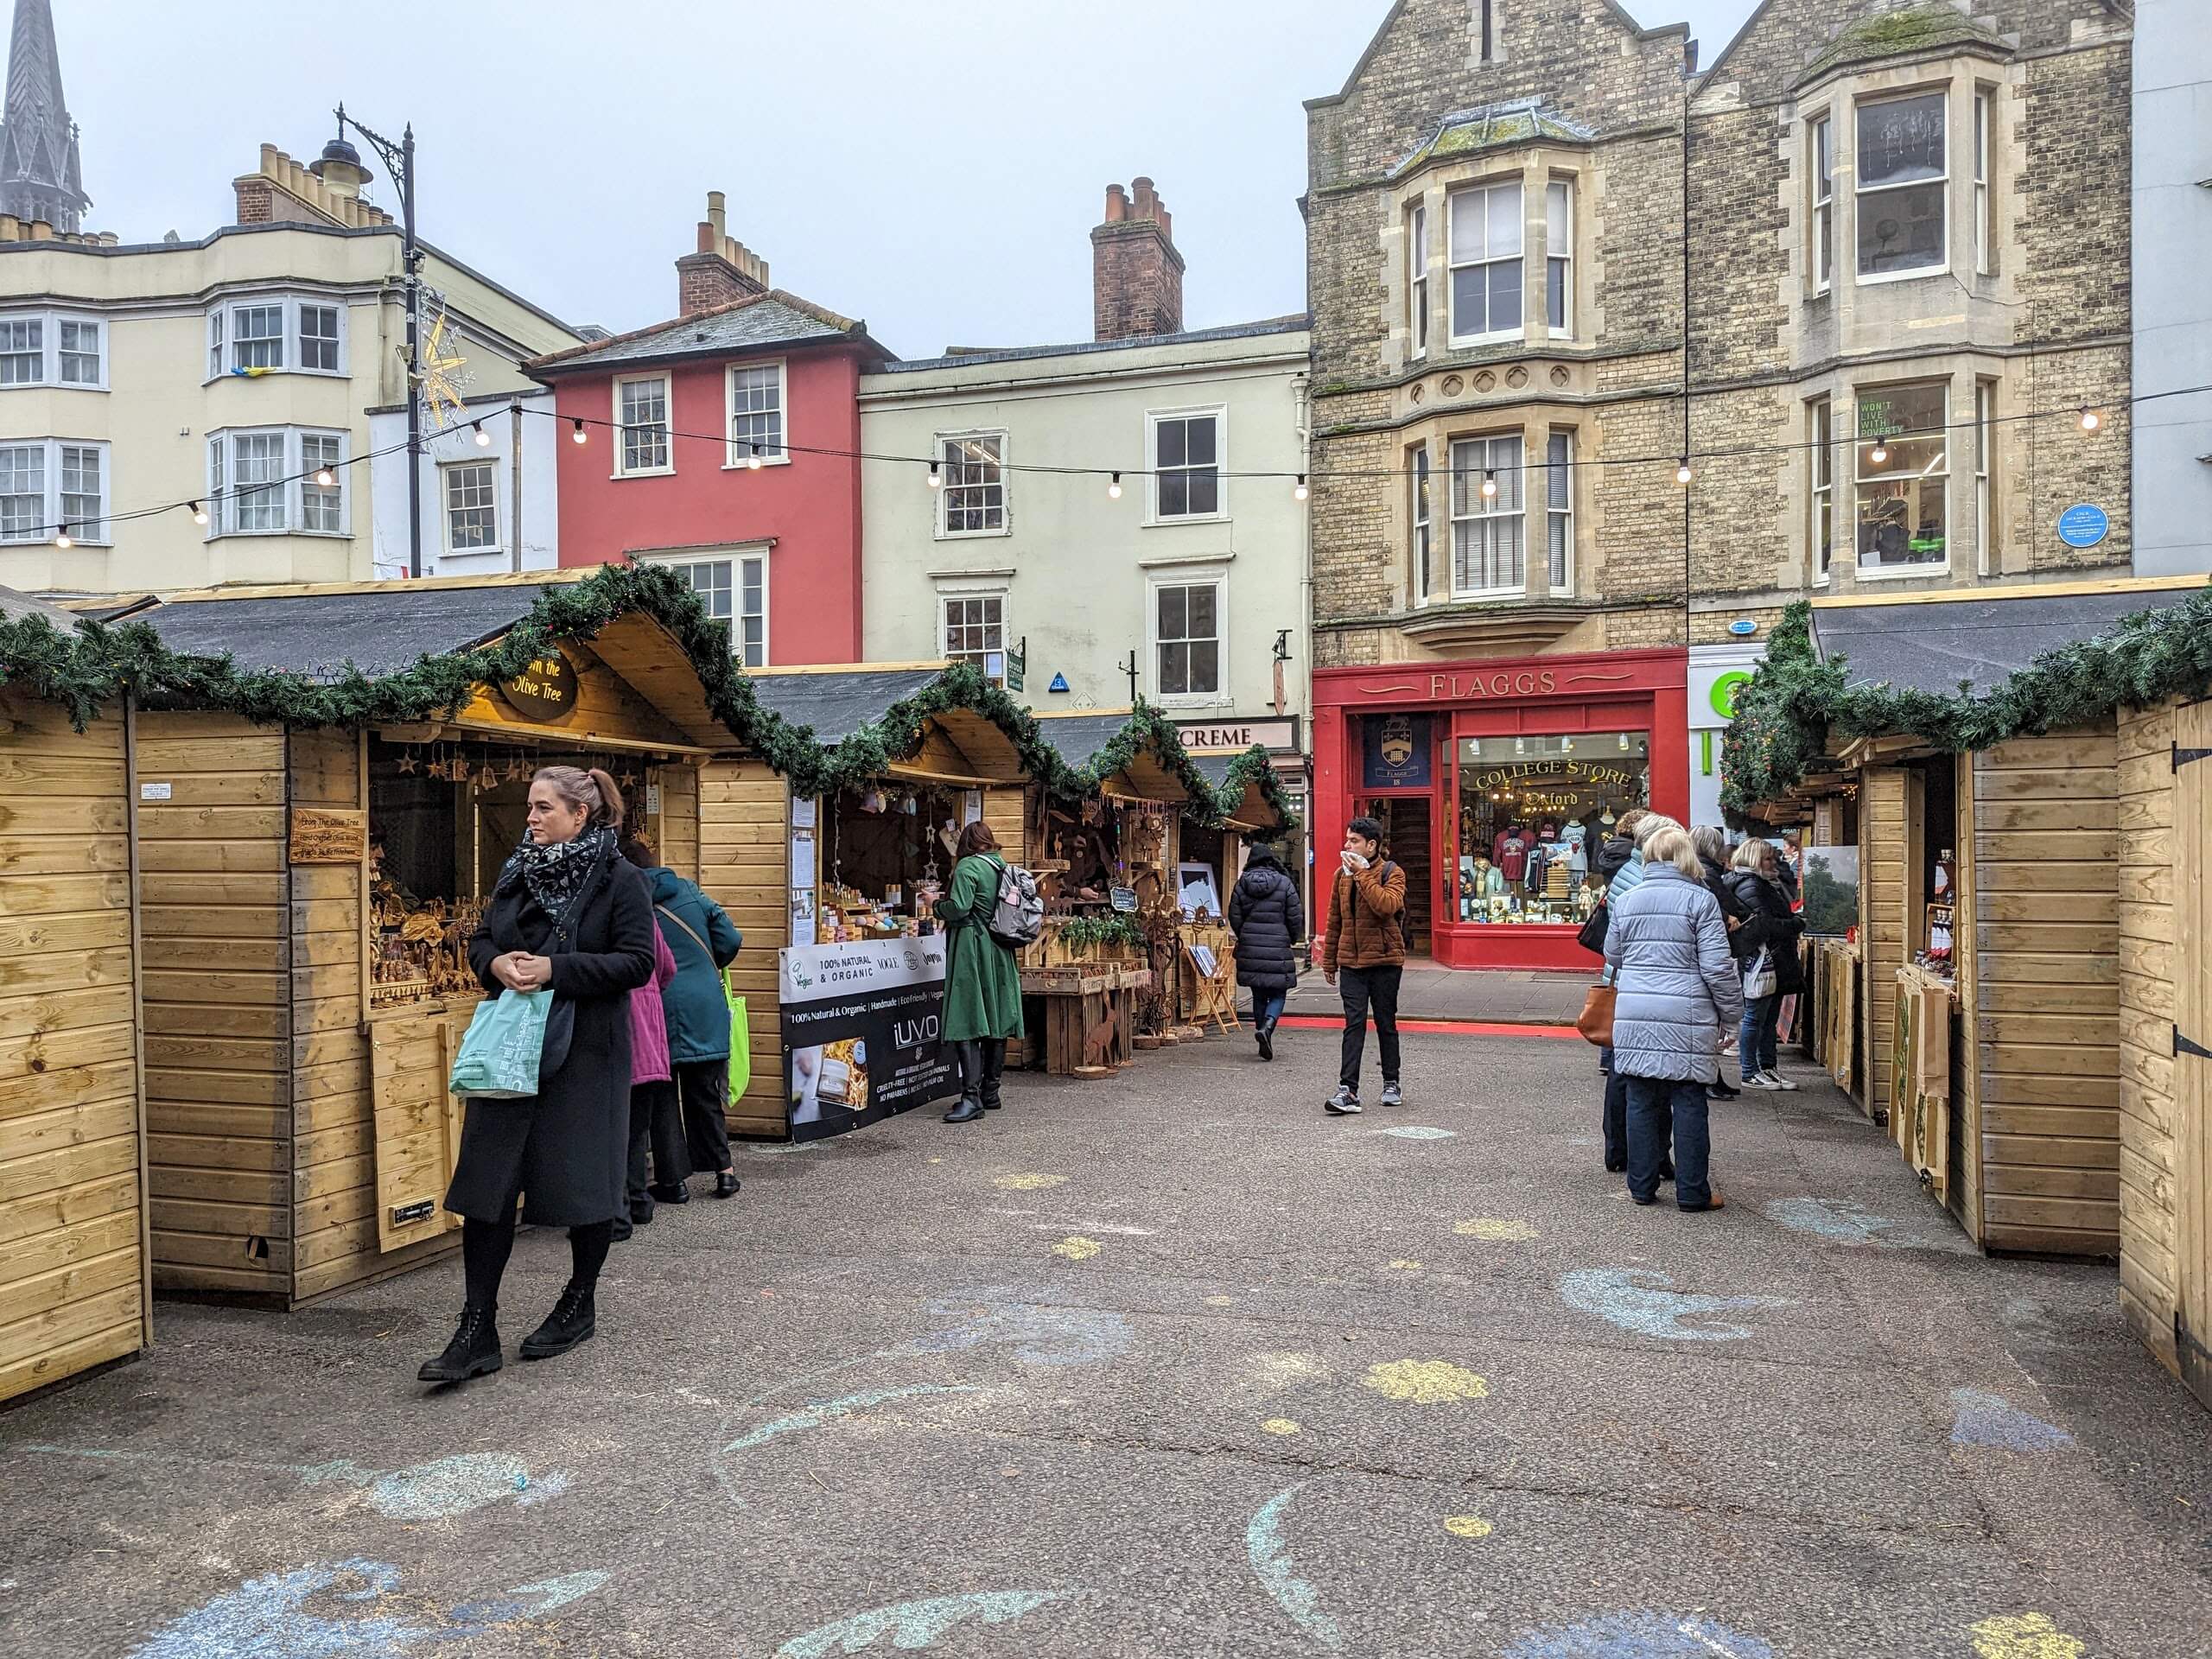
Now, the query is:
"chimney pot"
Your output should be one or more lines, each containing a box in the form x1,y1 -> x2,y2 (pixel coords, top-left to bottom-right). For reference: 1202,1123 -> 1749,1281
708,190 -> 728,238
1091,175 -> 1185,342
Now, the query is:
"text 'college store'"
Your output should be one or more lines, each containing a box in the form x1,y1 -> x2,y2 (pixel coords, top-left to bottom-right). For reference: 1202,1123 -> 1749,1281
1311,649 -> 1689,970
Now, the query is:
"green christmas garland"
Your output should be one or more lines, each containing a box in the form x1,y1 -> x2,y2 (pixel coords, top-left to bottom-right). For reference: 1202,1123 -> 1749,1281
1721,588 -> 2212,811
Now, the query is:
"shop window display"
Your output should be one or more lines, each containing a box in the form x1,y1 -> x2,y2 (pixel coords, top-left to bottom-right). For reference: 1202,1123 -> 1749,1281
1453,731 -> 1649,925
814,783 -> 965,943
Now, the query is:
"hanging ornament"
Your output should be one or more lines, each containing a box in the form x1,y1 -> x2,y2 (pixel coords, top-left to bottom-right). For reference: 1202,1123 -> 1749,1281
397,748 -> 418,774
505,753 -> 524,781
477,763 -> 498,790
620,766 -> 639,790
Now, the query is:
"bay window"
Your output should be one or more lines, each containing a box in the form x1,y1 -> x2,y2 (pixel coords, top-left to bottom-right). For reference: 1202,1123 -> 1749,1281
1853,382 -> 1948,572
1543,431 -> 1572,592
1974,88 -> 1994,276
1448,181 -> 1522,341
0,311 -> 105,387
0,438 -> 109,543
1808,114 -> 1833,291
1411,445 -> 1433,601
204,427 -> 350,537
1809,397 -> 1834,582
1545,181 -> 1572,335
1974,380 -> 1996,575
1856,92 -> 1946,279
1449,435 -> 1522,595
206,296 -> 348,378
1408,201 -> 1430,356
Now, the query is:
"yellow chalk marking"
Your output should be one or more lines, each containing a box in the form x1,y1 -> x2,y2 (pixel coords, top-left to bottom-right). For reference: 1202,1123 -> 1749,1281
1442,1515 -> 1494,1538
1262,1418 -> 1301,1435
926,1158 -> 943,1166
1387,1260 -> 1422,1271
1453,1218 -> 1538,1242
1361,1359 -> 1491,1404
1051,1236 -> 1101,1262
995,1173 -> 1068,1191
1969,1613 -> 2086,1659
1205,1294 -> 1236,1306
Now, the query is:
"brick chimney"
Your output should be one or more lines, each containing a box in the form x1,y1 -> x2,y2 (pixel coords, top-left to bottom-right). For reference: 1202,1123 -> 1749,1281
677,190 -> 771,315
1091,177 -> 1184,341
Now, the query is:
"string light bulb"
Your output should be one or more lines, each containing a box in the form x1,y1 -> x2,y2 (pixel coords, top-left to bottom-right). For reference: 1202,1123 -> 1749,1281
1480,470 -> 1497,499
54,523 -> 72,549
315,464 -> 337,487
472,419 -> 491,448
747,442 -> 764,472
925,461 -> 942,489
1868,441 -> 1888,466
571,418 -> 588,444
1675,459 -> 1694,485
1294,474 -> 1309,501
2079,407 -> 2101,432
1108,472 -> 1122,499
189,500 -> 207,525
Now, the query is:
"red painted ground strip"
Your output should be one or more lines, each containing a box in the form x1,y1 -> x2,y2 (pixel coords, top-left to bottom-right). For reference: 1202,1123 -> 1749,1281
1274,1015 -> 1582,1040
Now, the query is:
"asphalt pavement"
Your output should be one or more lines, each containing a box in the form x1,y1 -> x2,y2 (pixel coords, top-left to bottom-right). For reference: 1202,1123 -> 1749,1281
3,1027 -> 2209,1658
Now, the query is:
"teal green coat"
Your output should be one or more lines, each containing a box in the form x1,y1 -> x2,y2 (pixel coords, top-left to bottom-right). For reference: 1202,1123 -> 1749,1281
936,853 -> 1025,1040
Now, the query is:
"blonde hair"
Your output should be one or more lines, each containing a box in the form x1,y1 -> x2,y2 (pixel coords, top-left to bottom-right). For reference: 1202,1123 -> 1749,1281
1614,808 -> 1651,842
1731,836 -> 1772,874
533,765 -> 626,830
1632,812 -> 1682,849
1643,826 -> 1703,880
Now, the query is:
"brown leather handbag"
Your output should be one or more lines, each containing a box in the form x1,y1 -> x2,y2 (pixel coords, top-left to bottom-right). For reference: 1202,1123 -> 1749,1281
1575,983 -> 1617,1046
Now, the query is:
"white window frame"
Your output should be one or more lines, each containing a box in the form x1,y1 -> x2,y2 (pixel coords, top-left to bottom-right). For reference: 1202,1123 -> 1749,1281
0,309 -> 107,390
1447,179 -> 1524,346
1545,181 -> 1573,338
935,429 -> 1009,539
1146,404 -> 1227,525
1542,430 -> 1573,595
1974,378 -> 1995,577
1410,443 -> 1433,605
203,295 -> 349,380
202,425 -> 351,539
652,548 -> 770,667
938,587 -> 1009,683
1808,112 -> 1834,294
1851,380 -> 1950,580
1146,570 -> 1228,707
441,458 -> 501,557
1809,397 -> 1834,586
724,359 -> 790,468
1854,91 -> 1948,285
1448,433 -> 1524,599
0,436 -> 110,544
1408,200 -> 1430,358
1973,87 -> 1994,277
613,373 -> 674,478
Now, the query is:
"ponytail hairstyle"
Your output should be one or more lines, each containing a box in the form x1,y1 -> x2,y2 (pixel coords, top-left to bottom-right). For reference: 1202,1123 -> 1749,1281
954,820 -> 1000,860
532,765 -> 626,832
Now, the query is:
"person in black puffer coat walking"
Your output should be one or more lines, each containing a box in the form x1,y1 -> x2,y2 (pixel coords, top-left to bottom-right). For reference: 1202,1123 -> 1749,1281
1724,837 -> 1805,1091
1228,843 -> 1305,1061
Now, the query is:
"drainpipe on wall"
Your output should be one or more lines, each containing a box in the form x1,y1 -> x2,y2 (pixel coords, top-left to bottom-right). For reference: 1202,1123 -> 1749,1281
510,399 -> 524,574
1294,369 -> 1314,941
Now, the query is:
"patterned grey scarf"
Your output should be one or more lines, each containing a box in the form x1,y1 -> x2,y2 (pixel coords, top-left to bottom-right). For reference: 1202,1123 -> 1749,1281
498,823 -> 614,931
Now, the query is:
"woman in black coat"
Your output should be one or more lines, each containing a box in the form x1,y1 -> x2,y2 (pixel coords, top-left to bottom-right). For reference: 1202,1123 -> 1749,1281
419,766 -> 658,1386
1228,843 -> 1305,1062
1724,837 -> 1805,1092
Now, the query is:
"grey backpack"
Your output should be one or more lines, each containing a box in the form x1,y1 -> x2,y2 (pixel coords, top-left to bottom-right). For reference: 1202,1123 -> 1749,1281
986,860 -> 1045,948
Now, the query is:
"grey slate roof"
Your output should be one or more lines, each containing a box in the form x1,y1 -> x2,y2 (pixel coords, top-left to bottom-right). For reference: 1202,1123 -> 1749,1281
1389,99 -> 1599,179
1033,713 -> 1134,774
746,667 -> 946,744
529,293 -> 858,375
1810,587 -> 2204,698
137,585 -> 545,682
879,315 -> 1309,377
0,582 -> 77,626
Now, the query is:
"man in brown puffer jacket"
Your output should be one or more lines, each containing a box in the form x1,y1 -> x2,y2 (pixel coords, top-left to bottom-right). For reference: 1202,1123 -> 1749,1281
1322,816 -> 1408,1116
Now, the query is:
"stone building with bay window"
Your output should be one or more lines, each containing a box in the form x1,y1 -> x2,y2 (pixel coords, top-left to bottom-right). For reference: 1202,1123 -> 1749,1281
1303,0 -> 2133,969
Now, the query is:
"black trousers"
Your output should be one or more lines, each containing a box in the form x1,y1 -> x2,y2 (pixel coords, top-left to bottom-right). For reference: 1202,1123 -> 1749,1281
677,1058 -> 734,1173
1338,963 -> 1403,1089
626,1078 -> 689,1210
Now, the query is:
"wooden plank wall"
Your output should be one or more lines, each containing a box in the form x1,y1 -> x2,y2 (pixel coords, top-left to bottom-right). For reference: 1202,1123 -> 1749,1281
135,711 -> 291,1295
2115,702 -> 2180,1370
1949,772 -> 1982,1231
0,690 -> 148,1402
698,759 -> 789,1138
1969,728 -> 2122,1255
657,763 -> 700,881
1859,767 -> 1910,1126
289,728 -> 458,1304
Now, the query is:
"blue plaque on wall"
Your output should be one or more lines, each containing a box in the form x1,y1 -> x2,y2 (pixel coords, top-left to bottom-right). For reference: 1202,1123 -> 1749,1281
1362,713 -> 1432,789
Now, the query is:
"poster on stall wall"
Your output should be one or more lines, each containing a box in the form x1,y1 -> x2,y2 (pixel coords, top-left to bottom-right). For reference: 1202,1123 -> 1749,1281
779,938 -> 957,1141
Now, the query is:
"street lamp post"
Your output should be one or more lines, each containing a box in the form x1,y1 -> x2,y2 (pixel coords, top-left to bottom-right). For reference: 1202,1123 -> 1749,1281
334,105 -> 423,579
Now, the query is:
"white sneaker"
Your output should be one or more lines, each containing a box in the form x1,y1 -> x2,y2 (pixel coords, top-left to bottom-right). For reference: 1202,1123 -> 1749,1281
1761,1069 -> 1801,1091
1739,1071 -> 1778,1090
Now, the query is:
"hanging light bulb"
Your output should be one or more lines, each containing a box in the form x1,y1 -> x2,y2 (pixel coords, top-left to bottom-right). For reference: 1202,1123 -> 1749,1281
472,419 -> 491,448
926,461 -> 942,490
1618,732 -> 1631,752
1868,440 -> 1888,466
571,418 -> 588,444
1480,470 -> 1497,499
189,499 -> 207,525
315,464 -> 337,487
2079,406 -> 2101,433
1294,474 -> 1309,502
1108,471 -> 1122,499
54,523 -> 72,549
1675,458 -> 1694,485
747,442 -> 764,472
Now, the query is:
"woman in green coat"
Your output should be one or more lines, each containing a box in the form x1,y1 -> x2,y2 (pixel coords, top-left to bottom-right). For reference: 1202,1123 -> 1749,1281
936,820 -> 1024,1123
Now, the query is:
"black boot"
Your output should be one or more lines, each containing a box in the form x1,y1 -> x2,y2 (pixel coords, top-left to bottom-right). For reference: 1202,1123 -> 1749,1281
1256,1023 -> 1274,1062
944,1040 -> 985,1122
979,1039 -> 1006,1110
418,1306 -> 501,1383
713,1171 -> 741,1198
519,1285 -> 595,1360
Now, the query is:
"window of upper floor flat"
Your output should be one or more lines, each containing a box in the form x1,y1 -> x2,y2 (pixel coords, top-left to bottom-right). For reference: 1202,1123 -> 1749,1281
207,295 -> 347,381
0,311 -> 105,390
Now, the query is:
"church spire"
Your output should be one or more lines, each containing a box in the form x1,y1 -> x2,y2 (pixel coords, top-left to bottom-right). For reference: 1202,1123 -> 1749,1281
0,0 -> 87,232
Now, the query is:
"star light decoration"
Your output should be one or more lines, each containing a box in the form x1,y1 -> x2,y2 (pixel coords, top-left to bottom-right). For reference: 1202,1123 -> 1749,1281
413,300 -> 474,429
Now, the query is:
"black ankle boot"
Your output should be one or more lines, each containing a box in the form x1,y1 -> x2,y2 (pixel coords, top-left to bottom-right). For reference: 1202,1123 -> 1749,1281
519,1285 -> 595,1360
418,1306 -> 501,1383
713,1171 -> 741,1198
944,1092 -> 984,1123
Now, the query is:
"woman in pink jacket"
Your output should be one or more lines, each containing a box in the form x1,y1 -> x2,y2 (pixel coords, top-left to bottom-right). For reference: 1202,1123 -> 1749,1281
615,841 -> 679,1242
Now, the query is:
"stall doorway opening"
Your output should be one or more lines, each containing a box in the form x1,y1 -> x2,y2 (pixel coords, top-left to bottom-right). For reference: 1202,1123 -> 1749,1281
1360,795 -> 1432,956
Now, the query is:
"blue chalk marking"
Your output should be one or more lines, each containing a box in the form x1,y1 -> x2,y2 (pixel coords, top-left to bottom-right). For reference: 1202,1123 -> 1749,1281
716,1385 -> 977,1510
773,1590 -> 1071,1657
1557,1268 -> 1796,1343
1503,1611 -> 1776,1657
917,1287 -> 1135,1367
1374,1126 -> 1458,1141
1948,1388 -> 2074,1451
1761,1197 -> 1914,1247
37,1446 -> 569,1519
1246,1486 -> 1343,1650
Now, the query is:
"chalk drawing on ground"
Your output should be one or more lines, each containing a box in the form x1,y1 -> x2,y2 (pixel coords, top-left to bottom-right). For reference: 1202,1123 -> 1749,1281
1247,1486 -> 1344,1650
1499,1611 -> 1777,1657
1556,1268 -> 1796,1343
773,1590 -> 1073,1657
1948,1389 -> 2075,1452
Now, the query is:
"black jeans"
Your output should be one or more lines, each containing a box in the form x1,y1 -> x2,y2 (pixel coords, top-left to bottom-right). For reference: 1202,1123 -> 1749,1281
1599,1046 -> 1630,1170
1338,963 -> 1402,1090
626,1078 -> 690,1211
676,1059 -> 734,1173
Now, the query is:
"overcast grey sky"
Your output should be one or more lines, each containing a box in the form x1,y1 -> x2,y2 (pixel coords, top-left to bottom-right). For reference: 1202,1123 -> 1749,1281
67,0 -> 1759,358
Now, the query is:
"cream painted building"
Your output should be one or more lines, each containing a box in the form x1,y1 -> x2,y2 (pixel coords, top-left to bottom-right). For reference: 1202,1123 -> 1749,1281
0,143 -> 582,594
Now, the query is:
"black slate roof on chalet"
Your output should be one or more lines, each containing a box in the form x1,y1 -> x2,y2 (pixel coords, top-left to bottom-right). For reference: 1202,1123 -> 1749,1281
1033,713 -> 1134,774
136,584 -> 544,681
1810,586 -> 2204,699
0,585 -> 80,627
744,667 -> 946,744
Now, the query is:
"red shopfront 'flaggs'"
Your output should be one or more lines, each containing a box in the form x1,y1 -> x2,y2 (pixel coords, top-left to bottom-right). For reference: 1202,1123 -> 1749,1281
1312,648 -> 1688,972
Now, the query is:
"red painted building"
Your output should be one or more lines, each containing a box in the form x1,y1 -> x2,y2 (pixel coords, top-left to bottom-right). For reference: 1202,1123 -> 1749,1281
1312,649 -> 1688,972
531,194 -> 887,666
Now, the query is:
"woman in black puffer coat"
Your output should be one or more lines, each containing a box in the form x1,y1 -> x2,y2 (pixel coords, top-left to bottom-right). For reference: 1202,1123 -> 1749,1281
1228,844 -> 1305,1062
1724,838 -> 1804,1092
